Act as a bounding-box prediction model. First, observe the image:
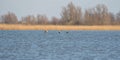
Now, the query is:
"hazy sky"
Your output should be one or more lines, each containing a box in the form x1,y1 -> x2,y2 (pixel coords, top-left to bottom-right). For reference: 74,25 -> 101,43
0,0 -> 120,19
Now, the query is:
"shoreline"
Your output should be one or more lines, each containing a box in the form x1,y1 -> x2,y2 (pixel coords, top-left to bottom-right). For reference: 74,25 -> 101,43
0,24 -> 120,30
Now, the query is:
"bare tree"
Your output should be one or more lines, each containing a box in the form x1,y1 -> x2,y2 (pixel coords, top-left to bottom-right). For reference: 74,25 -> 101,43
61,2 -> 82,25
84,4 -> 111,25
115,11 -> 120,24
51,17 -> 60,25
84,9 -> 95,25
0,16 -> 2,23
0,3 -> 119,25
37,15 -> 48,25
1,12 -> 18,24
95,4 -> 111,25
108,13 -> 115,25
21,15 -> 36,24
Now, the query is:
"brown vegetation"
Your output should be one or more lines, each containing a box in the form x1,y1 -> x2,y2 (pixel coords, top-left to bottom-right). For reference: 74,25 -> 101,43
0,24 -> 120,30
0,2 -> 120,30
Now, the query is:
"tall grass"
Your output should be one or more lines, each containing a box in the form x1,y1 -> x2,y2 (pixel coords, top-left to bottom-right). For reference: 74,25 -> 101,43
0,24 -> 120,30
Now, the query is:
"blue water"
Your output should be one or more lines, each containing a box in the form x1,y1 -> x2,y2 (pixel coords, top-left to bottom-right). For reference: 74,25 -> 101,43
0,30 -> 120,60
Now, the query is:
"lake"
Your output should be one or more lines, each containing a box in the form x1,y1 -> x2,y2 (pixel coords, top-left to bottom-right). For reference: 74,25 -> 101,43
0,30 -> 120,60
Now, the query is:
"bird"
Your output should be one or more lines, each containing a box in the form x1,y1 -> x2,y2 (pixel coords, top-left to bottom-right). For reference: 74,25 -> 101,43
44,30 -> 48,33
66,31 -> 69,33
58,31 -> 61,34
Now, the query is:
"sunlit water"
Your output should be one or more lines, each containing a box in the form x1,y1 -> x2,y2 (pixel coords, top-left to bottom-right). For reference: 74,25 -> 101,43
0,30 -> 120,60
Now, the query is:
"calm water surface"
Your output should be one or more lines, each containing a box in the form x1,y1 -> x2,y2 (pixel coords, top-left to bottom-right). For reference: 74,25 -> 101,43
0,30 -> 120,60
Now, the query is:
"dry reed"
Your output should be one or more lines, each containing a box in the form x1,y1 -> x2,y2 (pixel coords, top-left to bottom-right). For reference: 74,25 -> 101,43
0,24 -> 120,30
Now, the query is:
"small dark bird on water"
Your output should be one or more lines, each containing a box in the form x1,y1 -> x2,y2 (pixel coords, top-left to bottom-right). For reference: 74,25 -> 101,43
66,32 -> 69,33
44,30 -> 48,33
58,31 -> 61,34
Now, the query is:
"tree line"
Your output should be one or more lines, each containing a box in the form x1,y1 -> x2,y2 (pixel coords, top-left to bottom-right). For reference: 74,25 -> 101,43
0,2 -> 120,25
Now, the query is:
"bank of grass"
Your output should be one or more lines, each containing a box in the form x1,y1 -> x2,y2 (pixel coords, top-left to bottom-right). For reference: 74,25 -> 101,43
0,24 -> 120,30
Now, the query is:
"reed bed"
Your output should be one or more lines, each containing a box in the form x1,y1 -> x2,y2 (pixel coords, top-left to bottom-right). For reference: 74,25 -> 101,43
0,24 -> 120,30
